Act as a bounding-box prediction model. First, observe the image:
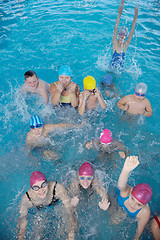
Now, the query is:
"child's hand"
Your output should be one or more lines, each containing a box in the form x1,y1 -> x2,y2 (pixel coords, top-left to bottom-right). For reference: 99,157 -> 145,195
98,199 -> 110,211
68,83 -> 76,93
123,104 -> 129,111
85,141 -> 92,149
119,151 -> 126,159
135,5 -> 138,17
95,88 -> 101,98
56,82 -> 64,93
71,196 -> 79,207
123,156 -> 139,172
139,109 -> 146,115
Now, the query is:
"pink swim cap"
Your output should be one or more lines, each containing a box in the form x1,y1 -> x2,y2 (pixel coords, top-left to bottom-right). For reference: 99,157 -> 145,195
79,162 -> 93,176
100,129 -> 112,144
131,183 -> 152,205
30,171 -> 46,187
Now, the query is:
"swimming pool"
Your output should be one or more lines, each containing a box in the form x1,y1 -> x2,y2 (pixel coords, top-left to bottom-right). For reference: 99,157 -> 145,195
0,0 -> 160,239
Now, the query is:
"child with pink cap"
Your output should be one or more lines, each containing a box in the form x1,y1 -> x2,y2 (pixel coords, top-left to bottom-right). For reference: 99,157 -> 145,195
116,156 -> 152,239
69,162 -> 110,211
17,171 -> 75,240
85,129 -> 128,159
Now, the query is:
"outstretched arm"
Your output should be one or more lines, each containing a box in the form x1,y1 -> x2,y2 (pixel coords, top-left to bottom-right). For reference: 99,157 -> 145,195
118,156 -> 139,194
112,0 -> 124,49
124,5 -> 138,50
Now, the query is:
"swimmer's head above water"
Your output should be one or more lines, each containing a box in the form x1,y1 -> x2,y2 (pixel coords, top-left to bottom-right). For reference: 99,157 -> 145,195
78,162 -> 93,189
134,83 -> 147,96
100,129 -> 112,145
29,115 -> 44,136
102,74 -> 113,86
58,65 -> 72,87
30,171 -> 48,198
118,26 -> 128,39
24,70 -> 38,89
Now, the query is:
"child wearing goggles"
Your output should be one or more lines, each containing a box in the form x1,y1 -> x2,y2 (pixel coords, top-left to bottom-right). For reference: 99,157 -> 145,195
117,83 -> 153,117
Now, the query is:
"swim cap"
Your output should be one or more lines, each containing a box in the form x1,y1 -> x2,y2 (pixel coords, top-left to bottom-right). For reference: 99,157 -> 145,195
79,162 -> 93,176
131,183 -> 152,205
58,65 -> 72,77
135,83 -> 147,94
102,74 -> 113,86
83,76 -> 96,90
118,26 -> 128,37
100,129 -> 112,144
29,115 -> 43,129
30,171 -> 46,187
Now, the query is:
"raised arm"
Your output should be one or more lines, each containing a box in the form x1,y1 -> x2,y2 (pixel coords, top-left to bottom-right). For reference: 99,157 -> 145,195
56,183 -> 75,240
112,0 -> 124,47
68,83 -> 80,107
118,156 -> 139,194
50,82 -> 63,106
124,5 -> 138,50
78,91 -> 89,116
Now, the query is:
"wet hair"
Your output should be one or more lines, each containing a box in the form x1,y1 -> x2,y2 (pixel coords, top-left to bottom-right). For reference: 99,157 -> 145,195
24,70 -> 37,79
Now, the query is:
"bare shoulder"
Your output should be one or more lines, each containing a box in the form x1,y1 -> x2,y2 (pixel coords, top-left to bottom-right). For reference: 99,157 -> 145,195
144,98 -> 151,105
137,204 -> 150,219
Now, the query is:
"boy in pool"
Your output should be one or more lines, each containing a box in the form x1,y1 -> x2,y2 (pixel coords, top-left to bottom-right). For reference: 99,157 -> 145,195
17,171 -> 75,240
22,70 -> 50,103
78,76 -> 106,116
85,129 -> 128,159
117,83 -> 153,117
50,65 -> 80,107
70,162 -> 110,211
116,155 -> 152,239
26,115 -> 84,159
111,0 -> 138,70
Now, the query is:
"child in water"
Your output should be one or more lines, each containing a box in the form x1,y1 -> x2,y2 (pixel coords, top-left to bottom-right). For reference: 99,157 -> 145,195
111,0 -> 138,70
17,171 -> 75,240
117,83 -> 153,117
22,70 -> 50,103
117,155 -> 152,239
85,129 -> 128,159
70,162 -> 110,211
26,115 -> 84,159
78,76 -> 106,116
50,65 -> 80,107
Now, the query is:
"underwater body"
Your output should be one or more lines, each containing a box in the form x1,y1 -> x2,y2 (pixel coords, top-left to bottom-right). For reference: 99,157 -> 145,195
0,0 -> 160,239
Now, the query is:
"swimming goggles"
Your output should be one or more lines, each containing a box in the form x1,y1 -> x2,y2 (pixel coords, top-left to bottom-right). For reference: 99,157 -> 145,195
118,32 -> 127,37
88,89 -> 95,93
31,181 -> 47,191
79,176 -> 93,181
134,92 -> 146,97
30,124 -> 44,129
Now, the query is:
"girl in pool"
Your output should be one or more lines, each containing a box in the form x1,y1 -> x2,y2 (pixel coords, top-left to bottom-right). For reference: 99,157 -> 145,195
111,0 -> 138,70
17,171 -> 75,240
50,65 -> 80,107
70,162 -> 110,210
117,155 -> 152,239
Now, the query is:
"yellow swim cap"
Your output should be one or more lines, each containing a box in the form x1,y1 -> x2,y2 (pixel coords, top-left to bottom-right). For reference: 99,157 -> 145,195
83,76 -> 96,90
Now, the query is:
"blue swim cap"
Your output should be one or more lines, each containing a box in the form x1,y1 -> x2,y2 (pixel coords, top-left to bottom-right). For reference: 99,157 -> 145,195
102,74 -> 113,86
58,65 -> 72,77
29,115 -> 44,128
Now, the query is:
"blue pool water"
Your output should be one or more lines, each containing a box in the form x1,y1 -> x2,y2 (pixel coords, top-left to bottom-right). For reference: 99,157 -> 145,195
0,0 -> 160,239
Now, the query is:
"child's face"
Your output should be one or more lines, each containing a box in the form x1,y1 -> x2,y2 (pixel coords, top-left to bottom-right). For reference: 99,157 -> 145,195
118,32 -> 126,40
31,126 -> 43,136
25,75 -> 39,89
134,92 -> 145,102
59,75 -> 71,87
79,175 -> 93,189
128,194 -> 144,211
31,180 -> 48,199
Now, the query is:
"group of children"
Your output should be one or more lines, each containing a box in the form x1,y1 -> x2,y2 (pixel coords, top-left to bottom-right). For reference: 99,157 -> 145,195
17,0 -> 159,239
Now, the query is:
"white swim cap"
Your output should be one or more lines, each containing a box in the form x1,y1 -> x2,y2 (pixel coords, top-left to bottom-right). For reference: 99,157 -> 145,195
135,83 -> 147,94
